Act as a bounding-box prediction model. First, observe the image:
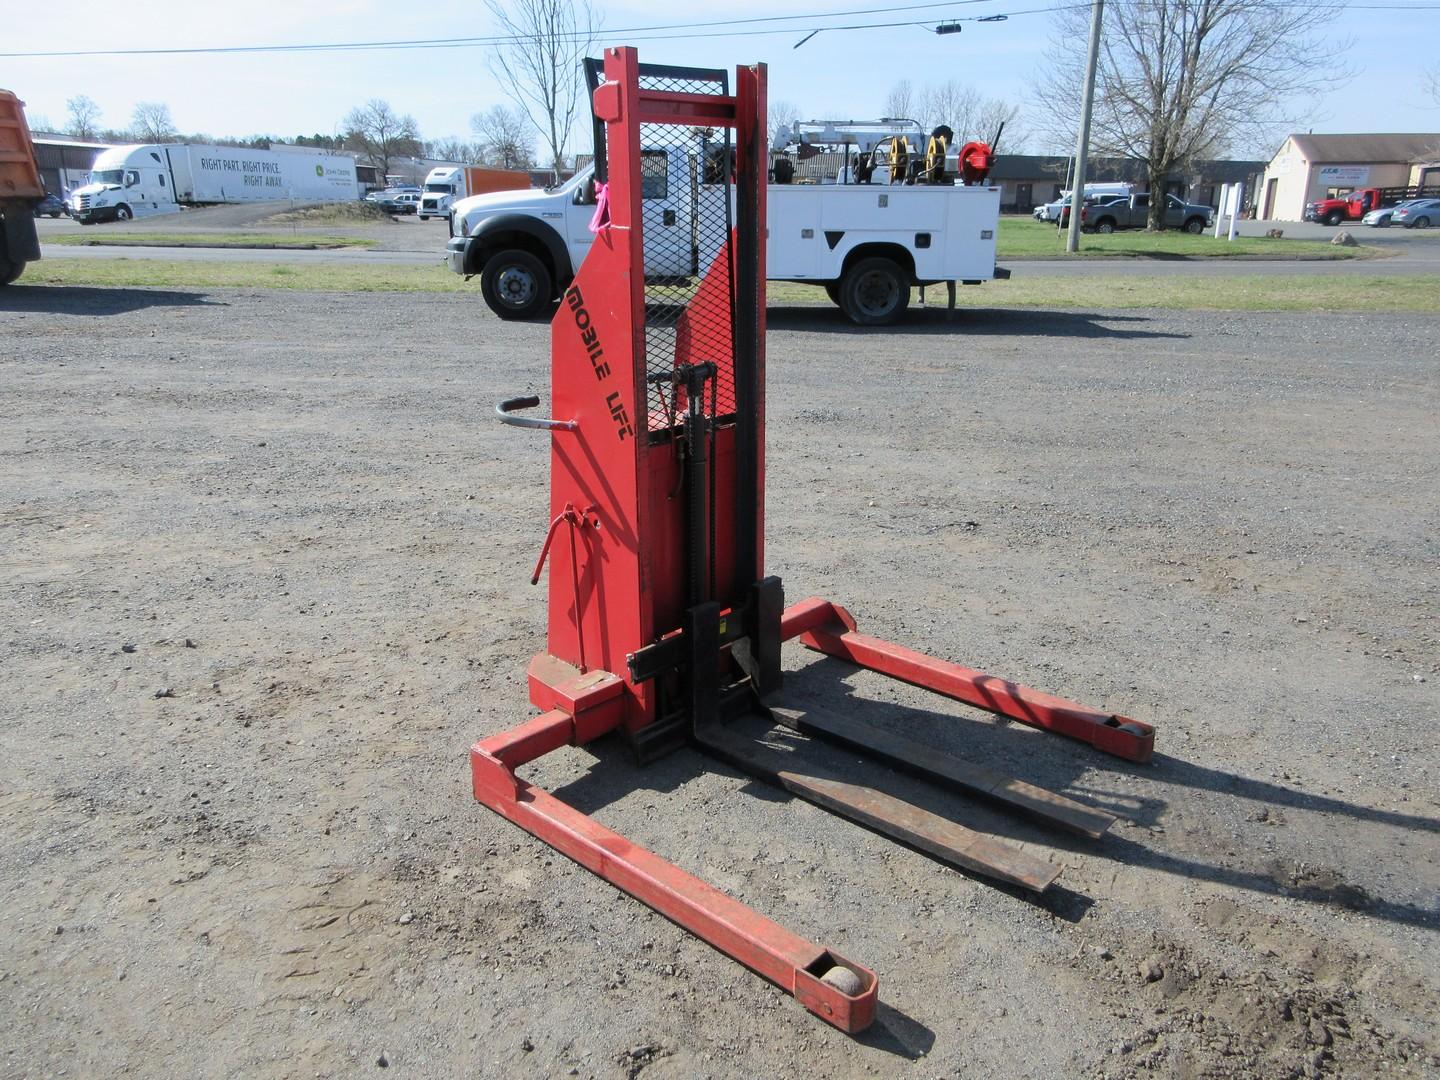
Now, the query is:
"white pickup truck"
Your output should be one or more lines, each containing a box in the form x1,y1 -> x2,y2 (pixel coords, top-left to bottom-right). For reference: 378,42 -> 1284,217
444,148 -> 1004,325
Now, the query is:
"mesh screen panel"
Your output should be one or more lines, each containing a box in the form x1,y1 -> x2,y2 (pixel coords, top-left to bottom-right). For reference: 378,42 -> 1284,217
591,65 -> 737,434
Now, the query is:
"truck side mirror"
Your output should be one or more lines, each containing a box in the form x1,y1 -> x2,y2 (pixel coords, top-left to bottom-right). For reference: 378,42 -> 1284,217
575,177 -> 596,206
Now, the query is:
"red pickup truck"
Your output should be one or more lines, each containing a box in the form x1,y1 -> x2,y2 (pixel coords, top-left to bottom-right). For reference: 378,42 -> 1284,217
1304,185 -> 1440,225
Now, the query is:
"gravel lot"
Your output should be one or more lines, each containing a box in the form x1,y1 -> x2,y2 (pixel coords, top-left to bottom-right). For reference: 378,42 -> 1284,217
2,285 -> 1437,1079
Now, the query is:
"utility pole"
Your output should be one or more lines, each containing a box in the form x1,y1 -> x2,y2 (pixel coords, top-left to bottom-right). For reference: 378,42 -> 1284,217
1066,0 -> 1104,254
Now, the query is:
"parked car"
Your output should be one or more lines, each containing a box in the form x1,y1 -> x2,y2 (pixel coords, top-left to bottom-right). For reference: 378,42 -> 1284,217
33,192 -> 67,218
1056,194 -> 1128,228
1083,192 -> 1214,233
1035,197 -> 1065,222
1391,199 -> 1439,229
1035,184 -> 1135,222
381,192 -> 420,214
366,186 -> 420,205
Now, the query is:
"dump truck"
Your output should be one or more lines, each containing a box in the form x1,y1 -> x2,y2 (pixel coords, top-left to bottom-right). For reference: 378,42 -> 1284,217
0,89 -> 44,286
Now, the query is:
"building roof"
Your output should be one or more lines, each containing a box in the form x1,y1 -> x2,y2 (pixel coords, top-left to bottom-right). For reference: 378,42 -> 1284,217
988,155 -> 1263,183
1285,133 -> 1440,164
32,133 -> 114,150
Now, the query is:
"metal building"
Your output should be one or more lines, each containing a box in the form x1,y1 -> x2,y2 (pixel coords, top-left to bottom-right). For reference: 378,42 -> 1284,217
31,133 -> 111,197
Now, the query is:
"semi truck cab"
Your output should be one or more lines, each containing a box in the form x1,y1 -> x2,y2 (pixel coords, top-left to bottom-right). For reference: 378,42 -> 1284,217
70,146 -> 177,223
419,166 -> 462,220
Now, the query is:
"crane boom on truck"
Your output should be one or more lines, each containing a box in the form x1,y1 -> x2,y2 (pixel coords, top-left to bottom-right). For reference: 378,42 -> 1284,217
445,72 -> 1006,326
0,89 -> 44,287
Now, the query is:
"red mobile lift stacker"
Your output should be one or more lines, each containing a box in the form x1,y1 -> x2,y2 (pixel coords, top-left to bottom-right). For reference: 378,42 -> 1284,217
471,48 -> 1155,1035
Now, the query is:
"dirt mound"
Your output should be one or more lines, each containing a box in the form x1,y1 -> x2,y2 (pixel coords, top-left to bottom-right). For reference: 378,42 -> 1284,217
264,202 -> 394,225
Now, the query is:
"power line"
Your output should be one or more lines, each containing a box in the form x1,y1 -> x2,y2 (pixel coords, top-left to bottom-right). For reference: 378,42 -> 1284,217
0,0 -> 1034,59
3,0 -> 1432,59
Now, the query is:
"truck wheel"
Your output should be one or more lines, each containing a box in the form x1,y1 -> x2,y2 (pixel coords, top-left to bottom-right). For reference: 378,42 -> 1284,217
1184,217 -> 1205,234
1094,219 -> 1116,234
1323,210 -> 1343,226
481,249 -> 553,320
115,205 -> 133,222
838,257 -> 909,326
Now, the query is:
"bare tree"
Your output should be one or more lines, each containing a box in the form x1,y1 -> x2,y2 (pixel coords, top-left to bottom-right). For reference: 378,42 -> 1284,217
470,105 -> 537,170
66,96 -> 102,140
767,100 -> 800,147
910,81 -> 1024,149
343,100 -> 421,179
972,98 -> 1024,151
484,0 -> 600,178
426,137 -> 483,164
131,102 -> 178,143
883,80 -> 916,121
920,80 -> 979,134
1038,0 -> 1344,229
1426,63 -> 1440,106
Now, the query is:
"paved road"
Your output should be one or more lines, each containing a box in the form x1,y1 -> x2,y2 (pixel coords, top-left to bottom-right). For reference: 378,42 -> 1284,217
39,243 -> 447,265
34,212 -> 1440,276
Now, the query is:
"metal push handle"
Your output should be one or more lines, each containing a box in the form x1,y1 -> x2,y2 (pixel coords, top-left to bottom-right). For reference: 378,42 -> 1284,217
495,396 -> 577,431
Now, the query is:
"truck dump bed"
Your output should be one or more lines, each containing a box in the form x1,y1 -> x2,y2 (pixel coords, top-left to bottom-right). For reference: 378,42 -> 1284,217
0,90 -> 44,200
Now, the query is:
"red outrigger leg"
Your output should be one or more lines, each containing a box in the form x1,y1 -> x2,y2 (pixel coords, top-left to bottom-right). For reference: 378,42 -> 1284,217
781,598 -> 1155,764
470,706 -> 878,1034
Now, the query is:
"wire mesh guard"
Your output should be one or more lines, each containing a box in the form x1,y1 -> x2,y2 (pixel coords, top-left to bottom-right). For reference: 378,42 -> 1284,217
589,63 -> 739,434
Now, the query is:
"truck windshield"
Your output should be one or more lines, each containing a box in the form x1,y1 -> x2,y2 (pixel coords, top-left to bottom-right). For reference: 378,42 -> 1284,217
92,169 -> 125,184
424,183 -> 450,192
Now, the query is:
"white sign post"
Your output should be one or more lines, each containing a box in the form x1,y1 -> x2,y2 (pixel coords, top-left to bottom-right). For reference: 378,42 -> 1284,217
1212,184 -> 1244,241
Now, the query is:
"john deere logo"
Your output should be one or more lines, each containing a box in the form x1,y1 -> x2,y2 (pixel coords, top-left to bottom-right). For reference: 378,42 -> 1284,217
315,164 -> 324,176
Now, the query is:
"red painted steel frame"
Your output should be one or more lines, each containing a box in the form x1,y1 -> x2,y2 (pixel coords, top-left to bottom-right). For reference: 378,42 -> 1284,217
472,45 -> 1155,1038
781,598 -> 1156,764
471,713 -> 877,1034
473,48 -> 879,1034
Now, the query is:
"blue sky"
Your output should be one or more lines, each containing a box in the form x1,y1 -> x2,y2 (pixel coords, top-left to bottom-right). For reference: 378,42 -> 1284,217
6,0 -> 1438,159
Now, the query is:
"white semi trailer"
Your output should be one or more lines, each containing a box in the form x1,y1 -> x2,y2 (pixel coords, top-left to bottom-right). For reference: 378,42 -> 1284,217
69,143 -> 359,223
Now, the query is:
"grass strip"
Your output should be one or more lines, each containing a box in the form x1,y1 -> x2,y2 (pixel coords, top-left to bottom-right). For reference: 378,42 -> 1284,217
16,258 -> 1440,314
995,217 -> 1376,260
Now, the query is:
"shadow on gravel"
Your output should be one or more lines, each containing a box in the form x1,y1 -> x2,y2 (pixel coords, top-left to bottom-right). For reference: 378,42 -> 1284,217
779,659 -> 1440,932
0,284 -> 223,316
767,305 -> 1188,339
548,739 -> 937,1057
545,659 -> 1440,935
859,1002 -> 936,1059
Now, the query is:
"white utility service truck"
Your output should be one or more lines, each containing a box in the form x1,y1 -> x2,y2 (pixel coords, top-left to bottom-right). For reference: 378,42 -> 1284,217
445,119 -> 1006,326
69,143 -> 359,224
